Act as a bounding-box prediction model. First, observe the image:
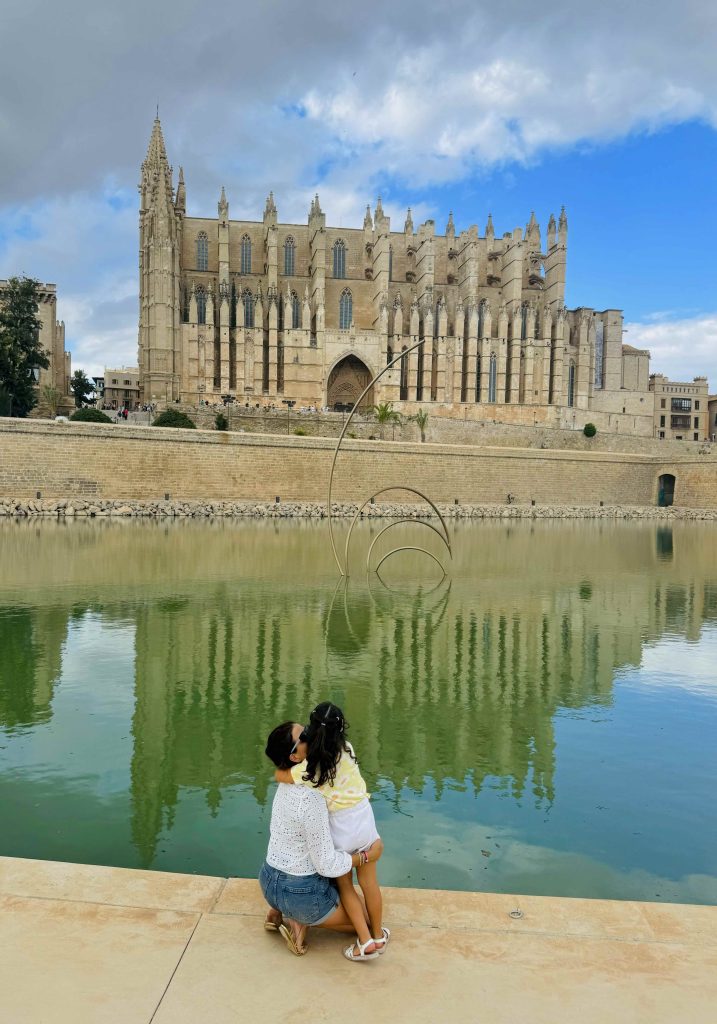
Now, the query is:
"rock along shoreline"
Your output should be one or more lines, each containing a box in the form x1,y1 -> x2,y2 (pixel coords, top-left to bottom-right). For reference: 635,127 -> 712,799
1,498 -> 716,520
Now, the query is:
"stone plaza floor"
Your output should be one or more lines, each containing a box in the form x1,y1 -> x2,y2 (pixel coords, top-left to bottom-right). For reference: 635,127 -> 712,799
0,855 -> 714,1023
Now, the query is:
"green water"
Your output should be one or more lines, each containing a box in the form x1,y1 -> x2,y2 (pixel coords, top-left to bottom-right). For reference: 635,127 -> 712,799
0,517 -> 715,904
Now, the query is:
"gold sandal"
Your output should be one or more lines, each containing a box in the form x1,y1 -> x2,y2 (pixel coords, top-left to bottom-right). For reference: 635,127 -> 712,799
279,922 -> 307,956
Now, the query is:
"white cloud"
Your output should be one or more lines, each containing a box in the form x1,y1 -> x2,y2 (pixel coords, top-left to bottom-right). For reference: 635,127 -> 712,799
626,311 -> 717,389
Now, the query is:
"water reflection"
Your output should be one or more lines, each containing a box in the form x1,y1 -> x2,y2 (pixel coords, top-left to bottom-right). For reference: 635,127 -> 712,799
0,518 -> 716,892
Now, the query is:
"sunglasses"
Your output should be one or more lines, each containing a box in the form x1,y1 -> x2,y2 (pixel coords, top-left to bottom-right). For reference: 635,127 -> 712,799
290,727 -> 308,756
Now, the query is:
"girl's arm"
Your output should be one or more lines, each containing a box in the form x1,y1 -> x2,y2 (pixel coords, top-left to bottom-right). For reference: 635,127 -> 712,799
273,767 -> 294,784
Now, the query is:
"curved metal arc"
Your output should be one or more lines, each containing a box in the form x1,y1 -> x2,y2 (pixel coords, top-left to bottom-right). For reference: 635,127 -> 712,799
366,518 -> 450,574
343,484 -> 452,577
327,336 -> 428,575
374,545 -> 447,578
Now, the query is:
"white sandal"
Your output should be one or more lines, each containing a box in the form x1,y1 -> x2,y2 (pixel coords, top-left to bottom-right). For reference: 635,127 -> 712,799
373,926 -> 391,954
343,937 -> 379,962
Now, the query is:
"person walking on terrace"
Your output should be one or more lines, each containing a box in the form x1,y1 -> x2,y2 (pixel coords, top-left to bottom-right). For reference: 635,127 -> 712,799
259,720 -> 384,960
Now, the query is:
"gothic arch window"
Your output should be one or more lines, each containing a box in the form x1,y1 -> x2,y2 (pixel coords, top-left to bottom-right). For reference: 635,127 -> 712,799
567,361 -> 575,407
243,289 -> 255,328
594,320 -> 605,389
196,286 -> 207,325
333,239 -> 347,279
478,300 -> 485,340
488,353 -> 497,403
388,245 -> 393,282
387,343 -> 393,366
196,232 -> 208,271
241,234 -> 252,275
339,288 -> 352,330
520,303 -> 528,340
284,236 -> 295,276
291,291 -> 300,329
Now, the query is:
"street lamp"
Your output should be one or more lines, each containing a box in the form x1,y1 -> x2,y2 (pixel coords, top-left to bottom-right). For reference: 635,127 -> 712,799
281,399 -> 296,435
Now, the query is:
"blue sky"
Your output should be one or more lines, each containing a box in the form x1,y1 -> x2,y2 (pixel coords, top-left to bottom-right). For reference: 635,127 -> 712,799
0,0 -> 715,382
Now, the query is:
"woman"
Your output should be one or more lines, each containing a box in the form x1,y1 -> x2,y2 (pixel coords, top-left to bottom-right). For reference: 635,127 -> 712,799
259,721 -> 383,957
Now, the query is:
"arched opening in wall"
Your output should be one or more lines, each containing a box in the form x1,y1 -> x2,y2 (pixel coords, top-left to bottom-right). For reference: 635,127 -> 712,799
548,338 -> 556,404
229,336 -> 236,390
416,322 -> 424,401
277,336 -> 284,393
262,331 -> 269,394
658,474 -> 676,508
431,345 -> 438,401
326,354 -> 374,411
567,362 -> 575,407
213,335 -> 221,390
475,345 -> 481,402
488,353 -> 497,403
400,347 -> 408,400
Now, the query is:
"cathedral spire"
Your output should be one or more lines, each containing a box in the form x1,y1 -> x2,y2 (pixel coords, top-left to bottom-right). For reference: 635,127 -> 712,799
143,115 -> 169,172
404,207 -> 413,234
558,205 -> 568,242
547,212 -> 557,248
375,195 -> 384,221
218,186 -> 228,220
446,211 -> 455,237
364,204 -> 373,230
485,213 -> 494,240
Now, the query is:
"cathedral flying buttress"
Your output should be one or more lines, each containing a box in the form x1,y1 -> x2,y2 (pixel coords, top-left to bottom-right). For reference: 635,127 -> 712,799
138,118 -> 654,435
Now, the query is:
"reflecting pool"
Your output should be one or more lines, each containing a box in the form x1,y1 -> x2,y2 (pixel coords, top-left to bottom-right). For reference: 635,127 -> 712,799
0,517 -> 715,904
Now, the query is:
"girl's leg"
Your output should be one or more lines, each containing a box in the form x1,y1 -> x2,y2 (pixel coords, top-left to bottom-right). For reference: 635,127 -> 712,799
335,871 -> 376,953
356,861 -> 383,940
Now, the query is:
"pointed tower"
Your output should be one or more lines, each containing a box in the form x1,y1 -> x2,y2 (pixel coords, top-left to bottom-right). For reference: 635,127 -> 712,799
138,116 -> 183,403
175,167 -> 186,216
446,211 -> 455,238
404,207 -> 414,235
547,213 -> 557,249
558,206 -> 568,244
545,207 -> 567,309
485,213 -> 494,245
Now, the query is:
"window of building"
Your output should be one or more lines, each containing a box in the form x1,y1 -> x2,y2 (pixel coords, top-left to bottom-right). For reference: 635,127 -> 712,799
567,363 -> 575,407
661,398 -> 666,408
672,397 -> 691,412
243,289 -> 254,328
339,288 -> 352,330
241,234 -> 252,275
694,416 -> 699,429
520,304 -> 528,340
111,378 -> 118,384
478,301 -> 485,340
291,291 -> 300,329
660,415 -> 665,427
671,415 -> 691,429
488,353 -> 497,403
695,400 -> 700,410
694,432 -> 699,440
333,240 -> 346,279
388,245 -> 393,282
196,232 -> 208,271
196,286 -> 207,324
284,237 -> 295,276
659,430 -> 665,439
594,320 -> 604,389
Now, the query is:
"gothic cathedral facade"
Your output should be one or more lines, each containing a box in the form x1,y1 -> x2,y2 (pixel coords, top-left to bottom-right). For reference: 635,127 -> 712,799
138,118 -> 653,434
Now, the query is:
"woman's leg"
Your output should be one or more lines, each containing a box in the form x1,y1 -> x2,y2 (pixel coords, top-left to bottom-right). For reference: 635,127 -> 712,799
335,871 -> 375,952
356,861 -> 383,940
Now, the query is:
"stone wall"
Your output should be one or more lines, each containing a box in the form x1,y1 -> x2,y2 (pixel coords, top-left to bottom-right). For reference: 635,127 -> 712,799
1,418 -> 716,508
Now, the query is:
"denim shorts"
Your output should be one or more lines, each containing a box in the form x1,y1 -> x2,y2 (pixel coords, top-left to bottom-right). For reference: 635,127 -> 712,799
259,861 -> 339,926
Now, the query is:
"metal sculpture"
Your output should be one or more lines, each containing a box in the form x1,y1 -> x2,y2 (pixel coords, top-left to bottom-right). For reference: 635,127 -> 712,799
326,337 -> 452,577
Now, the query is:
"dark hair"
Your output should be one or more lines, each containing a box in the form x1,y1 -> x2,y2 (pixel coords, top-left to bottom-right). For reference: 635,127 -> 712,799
265,721 -> 296,769
302,702 -> 356,789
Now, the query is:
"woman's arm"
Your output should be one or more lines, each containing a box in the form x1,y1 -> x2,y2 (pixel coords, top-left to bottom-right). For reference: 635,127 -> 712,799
301,791 -> 353,877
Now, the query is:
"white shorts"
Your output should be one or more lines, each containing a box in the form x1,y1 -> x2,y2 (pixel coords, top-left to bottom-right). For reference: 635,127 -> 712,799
328,797 -> 380,855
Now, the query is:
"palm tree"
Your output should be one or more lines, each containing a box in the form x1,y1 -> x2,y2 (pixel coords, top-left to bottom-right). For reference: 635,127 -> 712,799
373,401 -> 402,440
411,408 -> 429,443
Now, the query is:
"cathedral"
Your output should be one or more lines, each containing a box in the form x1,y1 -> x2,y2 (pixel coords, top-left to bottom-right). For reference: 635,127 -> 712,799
138,118 -> 653,435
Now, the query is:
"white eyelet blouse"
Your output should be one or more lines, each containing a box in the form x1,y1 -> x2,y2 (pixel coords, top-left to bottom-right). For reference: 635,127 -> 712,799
265,783 -> 353,877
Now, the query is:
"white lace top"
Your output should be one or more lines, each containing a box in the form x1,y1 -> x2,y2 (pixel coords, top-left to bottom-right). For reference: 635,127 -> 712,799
265,783 -> 353,877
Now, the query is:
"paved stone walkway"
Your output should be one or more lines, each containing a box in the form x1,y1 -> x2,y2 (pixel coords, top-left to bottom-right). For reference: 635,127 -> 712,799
0,856 -> 715,1023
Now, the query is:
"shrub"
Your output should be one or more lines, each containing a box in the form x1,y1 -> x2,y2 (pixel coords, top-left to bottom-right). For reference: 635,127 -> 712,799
215,412 -> 228,431
70,407 -> 112,424
152,409 -> 196,429
293,427 -> 307,436
583,422 -> 597,438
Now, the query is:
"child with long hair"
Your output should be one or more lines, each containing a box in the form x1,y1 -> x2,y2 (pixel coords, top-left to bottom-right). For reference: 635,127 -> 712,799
274,701 -> 389,962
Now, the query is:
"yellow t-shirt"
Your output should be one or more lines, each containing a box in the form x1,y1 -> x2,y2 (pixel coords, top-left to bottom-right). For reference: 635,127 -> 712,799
290,743 -> 368,813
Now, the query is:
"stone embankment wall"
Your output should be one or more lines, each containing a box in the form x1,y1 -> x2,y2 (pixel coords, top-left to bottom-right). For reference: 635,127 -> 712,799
167,404 -> 717,458
1,419 -> 716,509
2,497 -> 717,520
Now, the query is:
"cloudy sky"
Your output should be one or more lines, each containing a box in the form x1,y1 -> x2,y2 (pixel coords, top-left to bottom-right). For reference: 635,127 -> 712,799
1,0 -> 716,383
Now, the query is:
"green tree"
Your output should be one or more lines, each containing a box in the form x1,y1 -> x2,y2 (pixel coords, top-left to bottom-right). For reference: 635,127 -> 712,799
583,422 -> 597,438
70,407 -> 112,423
0,276 -> 49,417
41,384 -> 62,417
372,401 -> 401,440
70,369 -> 93,408
153,408 -> 196,429
215,411 -> 228,431
411,408 -> 429,442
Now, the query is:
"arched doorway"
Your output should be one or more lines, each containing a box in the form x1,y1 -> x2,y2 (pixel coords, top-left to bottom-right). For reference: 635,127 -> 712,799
326,355 -> 374,411
658,473 -> 676,507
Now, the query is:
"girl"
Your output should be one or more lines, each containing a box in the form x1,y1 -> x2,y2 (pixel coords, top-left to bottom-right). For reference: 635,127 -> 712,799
274,701 -> 389,962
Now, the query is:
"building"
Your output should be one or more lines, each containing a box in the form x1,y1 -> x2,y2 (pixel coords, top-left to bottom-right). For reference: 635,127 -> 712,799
103,367 -> 140,410
0,279 -> 71,413
708,395 -> 717,442
138,117 -> 656,435
650,374 -> 709,441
